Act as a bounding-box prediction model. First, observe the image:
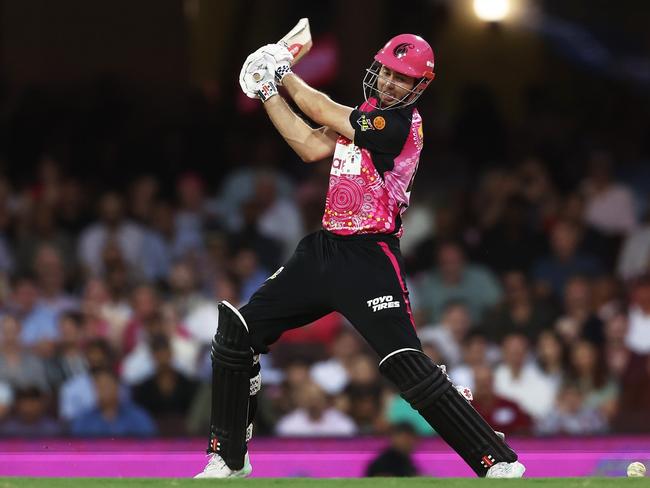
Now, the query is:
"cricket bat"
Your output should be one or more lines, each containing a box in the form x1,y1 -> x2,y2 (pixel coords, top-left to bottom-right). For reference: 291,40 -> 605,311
252,18 -> 312,82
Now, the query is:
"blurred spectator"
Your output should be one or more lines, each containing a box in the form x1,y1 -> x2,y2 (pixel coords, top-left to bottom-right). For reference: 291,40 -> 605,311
532,221 -> 603,298
343,383 -> 384,435
471,364 -> 532,435
494,333 -> 557,419
536,382 -> 607,435
625,277 -> 650,353
581,151 -> 637,236
566,340 -> 618,420
365,423 -> 420,477
70,368 -> 156,437
449,331 -> 494,391
128,175 -> 160,224
0,387 -> 62,437
254,171 -> 304,260
139,201 -> 174,283
310,327 -> 363,395
0,315 -> 49,391
167,261 -> 209,324
603,313 -> 631,378
0,381 -> 13,422
229,202 -> 283,274
8,275 -> 58,351
516,158 -> 559,232
121,305 -> 199,385
44,311 -> 88,389
480,270 -> 557,344
173,173 -> 208,258
229,246 -> 270,303
78,191 -> 146,277
58,338 -> 117,421
33,244 -> 79,315
275,380 -> 357,436
418,300 -> 471,368
121,284 -> 161,354
478,195 -> 546,274
535,330 -> 566,389
131,335 -> 198,436
554,276 -> 604,346
618,210 -> 650,280
612,353 -> 650,433
416,241 -> 502,323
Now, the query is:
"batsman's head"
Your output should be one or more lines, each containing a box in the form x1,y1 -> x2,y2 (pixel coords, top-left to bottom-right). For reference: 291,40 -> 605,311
364,33 -> 435,109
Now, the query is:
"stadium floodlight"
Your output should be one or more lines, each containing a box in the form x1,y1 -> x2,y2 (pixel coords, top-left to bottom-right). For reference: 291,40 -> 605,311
473,0 -> 511,22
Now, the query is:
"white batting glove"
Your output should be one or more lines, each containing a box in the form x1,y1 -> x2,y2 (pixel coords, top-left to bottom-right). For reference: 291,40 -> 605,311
260,43 -> 293,85
239,52 -> 277,100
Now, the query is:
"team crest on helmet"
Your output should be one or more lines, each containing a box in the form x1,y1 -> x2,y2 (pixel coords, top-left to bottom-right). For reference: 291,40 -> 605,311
393,43 -> 414,59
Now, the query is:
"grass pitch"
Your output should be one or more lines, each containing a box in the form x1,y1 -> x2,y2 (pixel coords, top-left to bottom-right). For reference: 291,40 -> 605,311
2,478 -> 650,488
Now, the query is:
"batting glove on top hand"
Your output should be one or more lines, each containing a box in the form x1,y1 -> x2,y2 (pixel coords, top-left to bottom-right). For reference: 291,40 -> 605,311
259,43 -> 293,84
238,51 -> 278,102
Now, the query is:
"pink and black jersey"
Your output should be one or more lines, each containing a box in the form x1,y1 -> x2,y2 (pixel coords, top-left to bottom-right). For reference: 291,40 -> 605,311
322,97 -> 423,237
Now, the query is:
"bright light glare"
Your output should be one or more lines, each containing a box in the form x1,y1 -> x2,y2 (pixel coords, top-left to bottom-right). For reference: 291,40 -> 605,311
473,0 -> 510,22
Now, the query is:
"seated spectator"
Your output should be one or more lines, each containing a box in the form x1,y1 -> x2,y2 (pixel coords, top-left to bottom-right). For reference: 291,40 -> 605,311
603,313 -> 631,378
626,277 -> 650,353
8,275 -> 59,353
566,340 -> 618,421
471,364 -> 532,435
416,241 -> 502,323
343,384 -> 384,435
0,381 -> 14,423
449,331 -> 494,391
70,368 -> 156,437
78,191 -> 146,278
33,244 -> 79,316
44,311 -> 88,389
480,270 -> 557,344
494,333 -> 557,419
0,315 -> 49,392
554,276 -> 604,346
618,211 -> 650,280
532,221 -> 603,299
365,423 -> 420,477
0,387 -> 62,437
275,380 -> 357,436
536,382 -> 607,435
121,307 -> 199,385
535,330 -> 566,389
581,150 -> 637,236
310,327 -> 363,395
229,246 -> 270,303
612,353 -> 650,433
139,201 -> 174,283
418,300 -> 471,368
132,335 -> 198,436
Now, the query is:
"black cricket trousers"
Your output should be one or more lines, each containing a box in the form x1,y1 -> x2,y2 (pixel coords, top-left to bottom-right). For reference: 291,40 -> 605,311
240,230 -> 422,361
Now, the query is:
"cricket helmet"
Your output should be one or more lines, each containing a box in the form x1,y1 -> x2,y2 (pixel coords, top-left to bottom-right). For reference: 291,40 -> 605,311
363,34 -> 435,109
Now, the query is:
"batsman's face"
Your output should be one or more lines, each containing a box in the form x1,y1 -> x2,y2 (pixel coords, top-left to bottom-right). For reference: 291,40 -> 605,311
377,65 -> 416,107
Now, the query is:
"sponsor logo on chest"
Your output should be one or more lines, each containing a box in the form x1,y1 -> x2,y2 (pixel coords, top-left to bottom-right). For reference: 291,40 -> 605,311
367,295 -> 400,312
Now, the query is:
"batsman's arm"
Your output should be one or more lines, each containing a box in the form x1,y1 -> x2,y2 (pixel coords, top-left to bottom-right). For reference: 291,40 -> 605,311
262,94 -> 337,163
281,73 -> 355,141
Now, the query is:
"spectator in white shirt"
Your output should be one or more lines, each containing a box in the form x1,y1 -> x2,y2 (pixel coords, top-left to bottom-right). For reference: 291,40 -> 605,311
276,380 -> 357,437
494,333 -> 558,419
626,278 -> 650,354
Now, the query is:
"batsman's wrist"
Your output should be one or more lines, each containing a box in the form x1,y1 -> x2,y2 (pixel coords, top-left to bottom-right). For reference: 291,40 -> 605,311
275,64 -> 293,85
257,80 -> 278,102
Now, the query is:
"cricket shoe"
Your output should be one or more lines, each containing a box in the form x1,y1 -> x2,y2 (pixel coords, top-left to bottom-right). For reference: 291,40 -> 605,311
194,452 -> 252,478
486,460 -> 526,478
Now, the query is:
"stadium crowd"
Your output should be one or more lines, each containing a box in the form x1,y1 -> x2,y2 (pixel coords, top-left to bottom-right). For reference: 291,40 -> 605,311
0,77 -> 649,440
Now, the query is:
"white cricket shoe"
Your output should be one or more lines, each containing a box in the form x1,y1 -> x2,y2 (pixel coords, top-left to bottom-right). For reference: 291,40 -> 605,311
486,460 -> 526,478
194,452 -> 252,478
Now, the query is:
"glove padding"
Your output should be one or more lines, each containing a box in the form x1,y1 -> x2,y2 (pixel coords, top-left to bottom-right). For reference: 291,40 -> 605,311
239,51 -> 276,99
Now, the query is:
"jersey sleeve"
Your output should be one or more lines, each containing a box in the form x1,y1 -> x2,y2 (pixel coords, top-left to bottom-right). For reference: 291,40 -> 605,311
350,108 -> 411,155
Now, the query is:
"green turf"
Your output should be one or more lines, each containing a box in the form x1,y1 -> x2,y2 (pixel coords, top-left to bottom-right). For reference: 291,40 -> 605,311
2,478 -> 650,488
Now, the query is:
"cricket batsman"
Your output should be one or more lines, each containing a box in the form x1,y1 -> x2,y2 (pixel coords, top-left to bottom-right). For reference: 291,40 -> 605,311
195,33 -> 525,479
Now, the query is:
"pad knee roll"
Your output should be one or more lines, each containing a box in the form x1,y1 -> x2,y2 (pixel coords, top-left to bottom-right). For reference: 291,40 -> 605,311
380,350 -> 517,477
